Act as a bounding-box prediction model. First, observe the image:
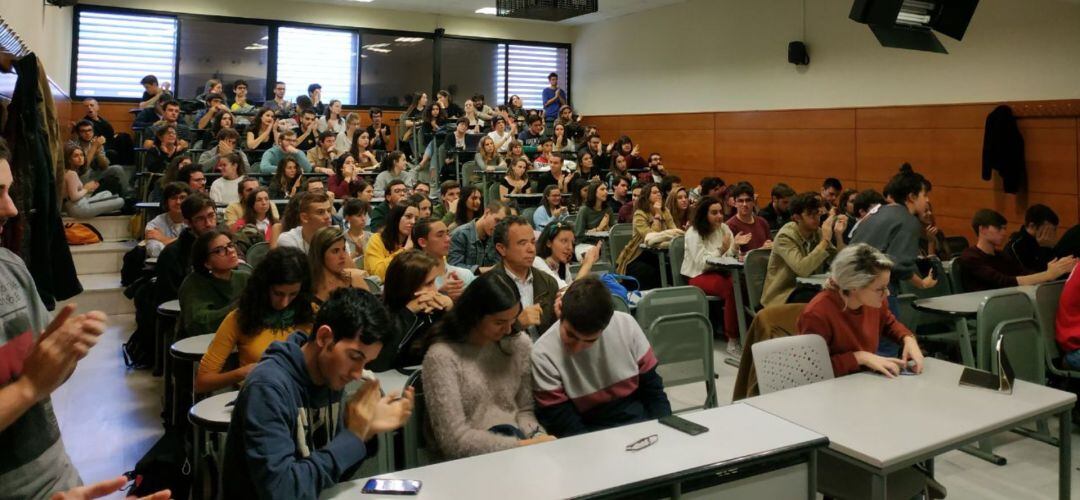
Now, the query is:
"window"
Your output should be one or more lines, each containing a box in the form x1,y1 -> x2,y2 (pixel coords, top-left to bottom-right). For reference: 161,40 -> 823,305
74,11 -> 177,99
276,26 -> 358,105
359,34 -> 433,107
441,38 -> 498,109
496,44 -> 569,110
178,19 -> 268,100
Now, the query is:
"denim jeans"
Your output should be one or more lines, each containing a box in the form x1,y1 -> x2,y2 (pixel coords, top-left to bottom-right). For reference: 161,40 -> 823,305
1064,349 -> 1080,370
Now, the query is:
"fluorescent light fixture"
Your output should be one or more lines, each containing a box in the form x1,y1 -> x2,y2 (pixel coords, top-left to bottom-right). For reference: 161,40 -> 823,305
362,43 -> 390,49
260,36 -> 269,40
475,7 -> 497,15
349,0 -> 374,3
395,37 -> 424,43
367,47 -> 391,53
244,43 -> 268,50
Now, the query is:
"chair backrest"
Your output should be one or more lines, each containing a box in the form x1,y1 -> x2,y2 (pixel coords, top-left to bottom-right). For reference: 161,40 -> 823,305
744,248 -> 771,312
751,334 -> 834,395
460,161 -> 479,188
668,235 -> 688,286
634,286 -> 710,334
991,318 -> 1046,385
945,235 -> 970,255
245,241 -> 270,268
521,207 -> 537,228
569,260 -> 611,278
900,257 -> 952,298
1033,281 -> 1065,361
975,291 -> 1035,370
608,223 -> 634,267
947,257 -> 964,294
401,369 -> 429,469
364,276 -> 383,296
644,312 -> 717,412
895,293 -> 921,331
485,181 -> 502,205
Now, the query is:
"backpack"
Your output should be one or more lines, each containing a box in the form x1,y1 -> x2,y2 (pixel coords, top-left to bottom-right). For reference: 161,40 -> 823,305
599,273 -> 640,308
122,275 -> 158,370
232,223 -> 265,258
121,243 -> 149,287
64,222 -> 102,245
125,430 -> 192,500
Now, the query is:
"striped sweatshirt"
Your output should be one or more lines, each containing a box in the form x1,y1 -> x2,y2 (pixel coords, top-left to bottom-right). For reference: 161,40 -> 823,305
531,312 -> 671,437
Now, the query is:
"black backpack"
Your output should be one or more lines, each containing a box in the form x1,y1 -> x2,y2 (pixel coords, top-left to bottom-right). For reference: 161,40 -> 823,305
122,275 -> 158,370
125,430 -> 192,499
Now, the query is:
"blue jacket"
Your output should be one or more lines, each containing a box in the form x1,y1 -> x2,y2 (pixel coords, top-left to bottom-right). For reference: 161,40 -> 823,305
259,145 -> 313,174
222,332 -> 372,500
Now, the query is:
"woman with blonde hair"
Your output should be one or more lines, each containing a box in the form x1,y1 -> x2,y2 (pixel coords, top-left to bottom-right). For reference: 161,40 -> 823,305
308,226 -> 369,306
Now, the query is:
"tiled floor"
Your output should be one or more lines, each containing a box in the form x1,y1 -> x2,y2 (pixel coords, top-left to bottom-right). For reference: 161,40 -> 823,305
53,314 -> 1080,499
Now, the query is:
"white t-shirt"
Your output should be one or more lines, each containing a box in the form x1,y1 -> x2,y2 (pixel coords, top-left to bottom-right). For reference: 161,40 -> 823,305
533,255 -> 569,289
209,176 -> 242,206
276,226 -> 309,253
487,130 -> 512,152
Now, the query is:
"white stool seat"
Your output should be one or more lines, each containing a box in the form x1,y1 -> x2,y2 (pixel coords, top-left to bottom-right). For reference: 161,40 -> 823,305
189,390 -> 238,432
170,333 -> 215,362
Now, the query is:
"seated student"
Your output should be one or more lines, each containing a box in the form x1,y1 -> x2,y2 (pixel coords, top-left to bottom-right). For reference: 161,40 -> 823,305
532,137 -> 557,167
535,155 -> 575,194
373,152 -> 411,195
611,135 -> 649,172
413,181 -> 431,197
505,140 -> 531,171
846,188 -> 885,242
517,114 -> 546,147
838,188 -> 858,220
681,196 -> 742,348
61,144 -> 124,219
606,175 -> 631,213
365,203 -> 419,281
195,247 -> 313,394
342,198 -> 372,260
492,216 -> 560,337
178,229 -> 251,337
432,180 -> 460,222
309,227 -> 370,307
725,181 -> 772,252
246,108 -> 278,151
487,116 -> 514,153
412,217 -> 475,301
423,271 -> 555,460
144,182 -> 191,258
758,183 -> 796,231
226,177 -> 276,227
617,184 -> 642,224
145,124 -> 188,174
365,107 -> 393,151
154,156 -> 194,201
369,250 -> 452,372
615,182 -> 681,290
499,158 -> 531,201
820,177 -> 842,211
307,131 -> 339,176
918,202 -> 950,261
327,154 -> 364,200
407,193 -> 433,219
532,278 -> 671,436
233,186 -> 277,242
536,221 -> 603,287
796,244 -> 925,377
1055,268 -> 1080,371
1006,204 -> 1059,273
68,119 -> 127,194
156,194 -> 220,303
296,108 -> 320,152
532,185 -> 568,232
348,130 -> 379,172
208,153 -> 245,206
230,79 -> 255,117
761,193 -> 847,308
449,199 -> 509,275
574,180 -> 613,242
607,154 -> 632,190
642,152 -> 667,184
277,192 -> 333,253
958,209 -> 1076,292
369,180 -> 408,232
448,185 -> 483,229
198,127 -> 251,173
259,130 -> 313,174
222,288 -> 414,500
269,157 -> 304,199
196,92 -> 230,130
665,186 -> 691,231
210,111 -> 238,147
475,136 -> 506,172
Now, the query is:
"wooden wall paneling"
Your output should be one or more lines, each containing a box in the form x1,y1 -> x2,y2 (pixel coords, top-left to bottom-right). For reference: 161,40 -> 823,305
714,129 -> 856,179
855,104 -> 994,129
581,115 -> 622,134
855,128 -> 984,188
714,109 -> 855,130
617,112 -> 714,130
930,185 -> 1078,228
1017,121 -> 1077,195
618,129 -> 713,170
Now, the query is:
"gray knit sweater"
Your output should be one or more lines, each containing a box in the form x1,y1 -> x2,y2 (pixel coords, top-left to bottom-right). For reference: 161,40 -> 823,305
421,333 -> 542,460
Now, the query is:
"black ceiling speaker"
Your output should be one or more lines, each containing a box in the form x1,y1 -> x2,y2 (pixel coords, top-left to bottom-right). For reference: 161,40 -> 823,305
45,0 -> 79,6
850,0 -> 979,54
788,41 -> 809,65
495,0 -> 598,22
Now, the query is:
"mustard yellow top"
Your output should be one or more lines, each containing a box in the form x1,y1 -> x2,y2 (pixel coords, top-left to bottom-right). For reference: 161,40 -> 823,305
198,309 -> 312,376
363,232 -> 405,281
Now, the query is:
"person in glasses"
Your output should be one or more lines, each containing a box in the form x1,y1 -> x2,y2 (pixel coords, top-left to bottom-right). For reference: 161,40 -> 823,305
423,271 -> 555,460
156,194 -> 221,304
724,181 -> 771,252
796,244 -> 925,377
532,278 -> 671,437
178,229 -> 250,338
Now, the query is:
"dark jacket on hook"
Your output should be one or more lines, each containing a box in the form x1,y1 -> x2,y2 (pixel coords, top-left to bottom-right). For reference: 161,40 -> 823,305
1,53 -> 82,308
981,104 -> 1026,194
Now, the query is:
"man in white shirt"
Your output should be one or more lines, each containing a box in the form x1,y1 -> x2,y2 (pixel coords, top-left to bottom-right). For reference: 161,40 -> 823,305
276,192 -> 332,253
411,217 -> 475,302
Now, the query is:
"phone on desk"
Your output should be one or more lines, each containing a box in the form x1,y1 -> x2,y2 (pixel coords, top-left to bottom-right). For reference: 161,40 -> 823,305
658,415 -> 709,436
361,479 -> 422,495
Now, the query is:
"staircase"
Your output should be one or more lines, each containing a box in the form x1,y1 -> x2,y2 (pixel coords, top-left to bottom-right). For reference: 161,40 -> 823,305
57,215 -> 136,315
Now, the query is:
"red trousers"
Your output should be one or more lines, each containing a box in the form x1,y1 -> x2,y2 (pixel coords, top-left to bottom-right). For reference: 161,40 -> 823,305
689,271 -> 738,340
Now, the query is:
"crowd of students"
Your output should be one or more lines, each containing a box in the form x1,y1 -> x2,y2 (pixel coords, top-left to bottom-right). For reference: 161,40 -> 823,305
6,68 -> 1080,499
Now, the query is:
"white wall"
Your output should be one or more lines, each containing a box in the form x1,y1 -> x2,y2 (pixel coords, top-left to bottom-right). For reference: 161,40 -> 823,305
80,0 -> 576,43
0,1 -> 73,92
572,0 -> 1080,115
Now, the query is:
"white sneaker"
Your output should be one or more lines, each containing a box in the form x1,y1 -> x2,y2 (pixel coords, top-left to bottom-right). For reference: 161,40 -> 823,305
726,340 -> 742,357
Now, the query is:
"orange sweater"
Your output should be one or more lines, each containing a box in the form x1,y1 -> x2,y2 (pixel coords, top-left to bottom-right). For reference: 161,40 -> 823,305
198,309 -> 312,377
796,289 -> 912,376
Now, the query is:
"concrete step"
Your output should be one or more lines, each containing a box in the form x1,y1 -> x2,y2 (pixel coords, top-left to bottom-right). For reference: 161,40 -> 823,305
57,273 -> 134,315
63,215 -> 134,242
70,240 -> 136,275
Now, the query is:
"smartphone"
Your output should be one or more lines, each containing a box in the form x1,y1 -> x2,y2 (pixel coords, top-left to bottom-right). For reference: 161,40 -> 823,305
361,479 -> 422,495
658,415 -> 709,436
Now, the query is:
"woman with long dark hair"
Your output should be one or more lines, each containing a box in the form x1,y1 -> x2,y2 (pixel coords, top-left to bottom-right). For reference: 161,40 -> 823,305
367,250 -> 452,372
327,154 -> 364,199
681,196 -> 741,347
615,182 -> 680,290
194,247 -> 313,393
233,186 -> 277,241
423,271 -> 554,460
536,221 -> 602,287
178,229 -> 250,337
451,185 -> 483,229
246,107 -> 276,151
365,203 -> 419,280
268,156 -> 303,199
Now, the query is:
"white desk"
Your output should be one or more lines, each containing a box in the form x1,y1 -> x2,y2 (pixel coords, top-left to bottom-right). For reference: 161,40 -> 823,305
322,403 -> 827,499
746,358 -> 1074,500
912,285 -> 1037,368
170,333 -> 215,362
189,390 -> 238,500
796,274 -> 829,287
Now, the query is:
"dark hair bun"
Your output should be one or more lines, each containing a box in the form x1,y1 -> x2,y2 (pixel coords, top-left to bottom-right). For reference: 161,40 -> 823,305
899,162 -> 914,174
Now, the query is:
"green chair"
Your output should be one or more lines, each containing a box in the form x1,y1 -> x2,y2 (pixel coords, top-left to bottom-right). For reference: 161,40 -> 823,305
569,261 -> 611,278
521,207 -> 537,228
668,235 -> 688,286
947,257 -> 965,294
400,369 -> 432,469
245,241 -> 270,268
990,314 -> 1059,446
485,180 -> 502,205
607,223 -> 634,267
644,312 -> 717,412
634,286 -> 710,335
975,291 -> 1035,370
743,248 -> 771,313
364,276 -> 383,296
1033,281 -> 1080,382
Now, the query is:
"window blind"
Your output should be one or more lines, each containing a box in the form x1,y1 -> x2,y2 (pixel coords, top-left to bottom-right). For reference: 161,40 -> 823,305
276,26 -> 359,105
74,11 -> 177,98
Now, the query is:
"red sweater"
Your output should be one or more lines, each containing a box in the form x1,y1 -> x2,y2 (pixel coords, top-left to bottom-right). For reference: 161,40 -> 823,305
725,215 -> 771,252
796,289 -> 913,376
1055,268 -> 1080,352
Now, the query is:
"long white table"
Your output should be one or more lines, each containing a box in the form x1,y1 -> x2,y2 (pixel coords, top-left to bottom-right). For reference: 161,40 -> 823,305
322,403 -> 827,499
746,358 -> 1074,500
